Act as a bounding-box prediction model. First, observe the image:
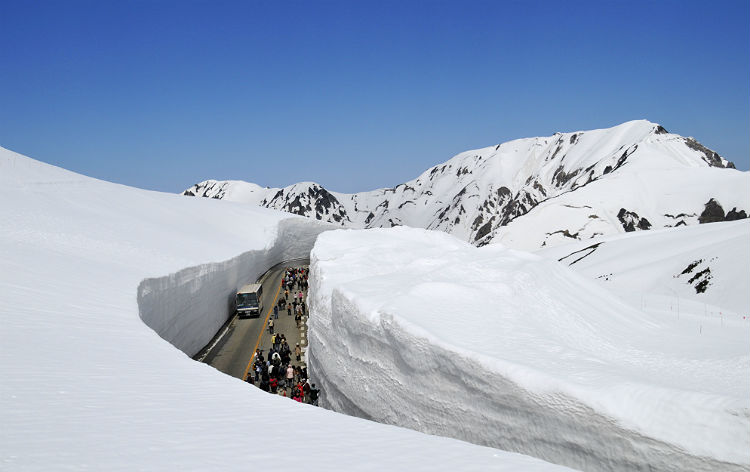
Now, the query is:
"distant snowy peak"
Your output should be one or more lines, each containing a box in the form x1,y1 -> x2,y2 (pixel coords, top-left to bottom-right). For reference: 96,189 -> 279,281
260,182 -> 352,224
182,120 -> 748,249
182,179 -> 269,206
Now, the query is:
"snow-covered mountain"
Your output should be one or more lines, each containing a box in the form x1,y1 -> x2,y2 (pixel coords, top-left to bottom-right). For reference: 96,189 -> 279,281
183,120 -> 749,250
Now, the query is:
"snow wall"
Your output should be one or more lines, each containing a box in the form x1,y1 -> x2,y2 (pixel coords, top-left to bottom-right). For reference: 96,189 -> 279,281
138,218 -> 330,357
307,227 -> 749,472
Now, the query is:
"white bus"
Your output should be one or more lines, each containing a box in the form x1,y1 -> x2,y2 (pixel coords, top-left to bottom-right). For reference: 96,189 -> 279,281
236,283 -> 263,318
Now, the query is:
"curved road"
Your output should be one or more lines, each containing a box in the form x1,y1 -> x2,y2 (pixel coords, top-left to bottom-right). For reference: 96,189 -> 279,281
201,264 -> 307,380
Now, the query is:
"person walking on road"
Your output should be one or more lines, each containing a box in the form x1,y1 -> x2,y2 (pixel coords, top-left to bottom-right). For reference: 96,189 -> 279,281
286,364 -> 294,389
295,343 -> 301,362
273,305 -> 279,319
268,318 -> 274,334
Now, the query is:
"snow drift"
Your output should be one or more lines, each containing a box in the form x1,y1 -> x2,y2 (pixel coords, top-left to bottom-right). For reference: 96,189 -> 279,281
307,227 -> 749,472
0,146 -> 572,471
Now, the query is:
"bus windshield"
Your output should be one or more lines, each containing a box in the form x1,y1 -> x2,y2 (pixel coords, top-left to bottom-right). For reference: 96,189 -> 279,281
237,293 -> 259,308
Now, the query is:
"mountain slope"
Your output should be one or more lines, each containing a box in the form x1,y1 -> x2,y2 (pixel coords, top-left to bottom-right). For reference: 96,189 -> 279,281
537,219 -> 750,316
183,120 -> 748,250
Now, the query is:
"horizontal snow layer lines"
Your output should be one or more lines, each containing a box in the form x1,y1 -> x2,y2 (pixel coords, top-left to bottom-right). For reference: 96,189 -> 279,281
309,287 -> 748,472
306,228 -> 749,472
137,219 -> 329,357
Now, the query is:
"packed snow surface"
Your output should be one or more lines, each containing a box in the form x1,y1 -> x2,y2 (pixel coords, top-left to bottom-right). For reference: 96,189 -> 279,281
308,227 -> 750,472
0,146 -> 574,471
537,220 -> 750,317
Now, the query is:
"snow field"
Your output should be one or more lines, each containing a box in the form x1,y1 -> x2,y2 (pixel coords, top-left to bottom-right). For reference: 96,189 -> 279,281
537,219 -> 750,318
1,146 -> 574,471
307,227 -> 749,472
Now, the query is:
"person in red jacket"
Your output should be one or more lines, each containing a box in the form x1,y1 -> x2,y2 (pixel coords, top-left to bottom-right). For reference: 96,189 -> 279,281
269,377 -> 278,394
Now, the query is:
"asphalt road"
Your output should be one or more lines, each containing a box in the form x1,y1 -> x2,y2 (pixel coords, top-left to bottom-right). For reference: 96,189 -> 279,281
202,267 -> 284,379
201,263 -> 308,381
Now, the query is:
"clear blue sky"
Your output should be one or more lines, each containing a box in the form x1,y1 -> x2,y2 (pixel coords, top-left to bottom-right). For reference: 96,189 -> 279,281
1,0 -> 748,193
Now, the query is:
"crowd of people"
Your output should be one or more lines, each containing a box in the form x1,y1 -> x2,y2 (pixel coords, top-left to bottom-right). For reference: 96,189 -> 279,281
247,340 -> 319,404
248,267 -> 320,406
268,267 -> 309,334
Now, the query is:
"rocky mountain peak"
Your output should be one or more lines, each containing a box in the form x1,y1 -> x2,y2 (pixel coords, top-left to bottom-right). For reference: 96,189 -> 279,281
182,121 -> 747,250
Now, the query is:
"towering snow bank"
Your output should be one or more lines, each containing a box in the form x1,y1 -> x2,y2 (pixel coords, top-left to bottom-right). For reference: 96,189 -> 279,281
138,218 -> 327,356
308,227 -> 750,472
0,146 -> 572,471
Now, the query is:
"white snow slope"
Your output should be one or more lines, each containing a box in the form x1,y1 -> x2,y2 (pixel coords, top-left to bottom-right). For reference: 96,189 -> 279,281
0,146 -> 573,471
537,220 -> 750,318
184,120 -> 749,250
307,226 -> 750,472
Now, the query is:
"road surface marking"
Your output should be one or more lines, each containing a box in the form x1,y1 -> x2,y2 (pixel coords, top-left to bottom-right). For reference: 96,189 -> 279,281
242,279 -> 283,381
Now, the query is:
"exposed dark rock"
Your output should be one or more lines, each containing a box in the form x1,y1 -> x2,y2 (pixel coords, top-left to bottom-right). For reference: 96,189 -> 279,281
726,208 -> 748,221
617,208 -> 651,232
364,212 -> 375,225
569,133 -> 579,144
550,145 -> 563,161
471,214 -> 484,231
532,181 -> 547,197
611,145 -> 637,173
547,229 -> 580,240
654,125 -> 668,134
688,268 -> 711,289
699,199 -> 725,223
557,242 -> 602,266
474,219 -> 494,242
694,279 -> 710,293
437,206 -> 449,221
676,259 -> 713,294
183,190 -> 195,196
680,259 -> 702,275
552,165 -> 580,188
683,137 -> 735,168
